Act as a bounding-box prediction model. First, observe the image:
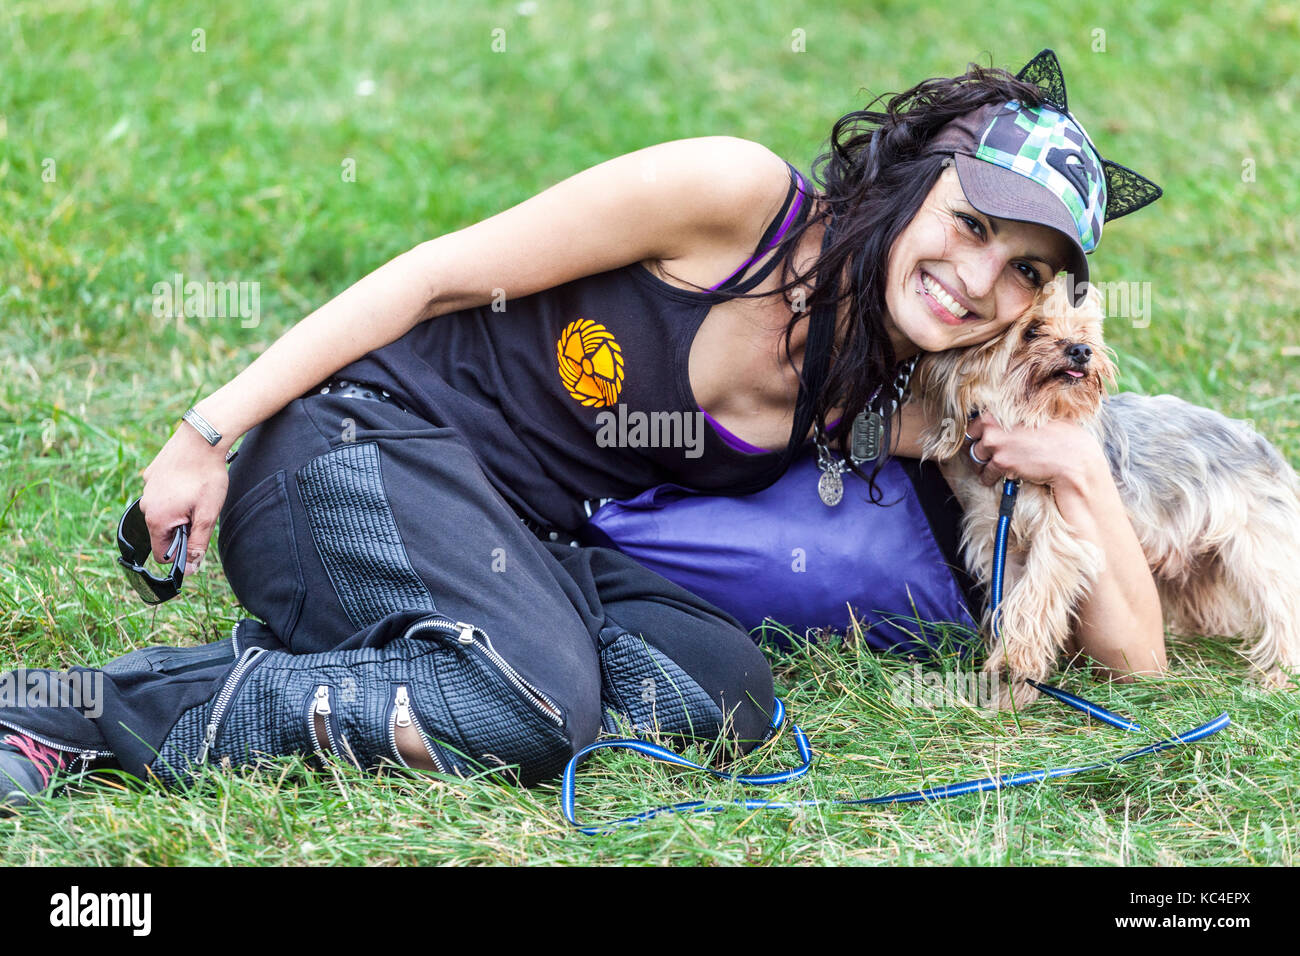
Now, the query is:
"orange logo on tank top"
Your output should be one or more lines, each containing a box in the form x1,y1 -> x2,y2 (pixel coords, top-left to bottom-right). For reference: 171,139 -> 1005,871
556,318 -> 625,407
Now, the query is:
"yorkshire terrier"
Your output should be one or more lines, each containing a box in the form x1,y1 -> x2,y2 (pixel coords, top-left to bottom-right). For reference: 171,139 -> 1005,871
913,277 -> 1300,709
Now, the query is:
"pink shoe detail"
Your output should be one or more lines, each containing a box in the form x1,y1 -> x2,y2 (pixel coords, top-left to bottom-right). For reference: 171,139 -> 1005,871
2,733 -> 67,787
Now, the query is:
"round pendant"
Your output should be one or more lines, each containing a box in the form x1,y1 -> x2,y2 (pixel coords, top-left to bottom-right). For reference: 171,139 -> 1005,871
817,468 -> 843,506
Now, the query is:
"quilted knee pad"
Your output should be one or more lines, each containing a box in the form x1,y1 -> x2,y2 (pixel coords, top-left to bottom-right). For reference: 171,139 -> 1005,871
596,625 -> 728,743
596,621 -> 777,756
150,614 -> 573,789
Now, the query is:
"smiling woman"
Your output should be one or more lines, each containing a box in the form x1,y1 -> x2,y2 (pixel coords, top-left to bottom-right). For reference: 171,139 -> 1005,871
579,50 -> 1170,693
885,162 -> 1073,354
0,48 -> 1166,809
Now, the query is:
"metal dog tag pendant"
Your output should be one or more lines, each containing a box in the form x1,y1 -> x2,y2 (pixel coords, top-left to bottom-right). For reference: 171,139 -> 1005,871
851,410 -> 883,462
817,467 -> 843,506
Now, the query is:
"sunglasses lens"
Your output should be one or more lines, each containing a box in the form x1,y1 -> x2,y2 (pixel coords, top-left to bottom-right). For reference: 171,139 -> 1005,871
119,498 -> 151,556
118,558 -> 165,604
116,498 -> 186,604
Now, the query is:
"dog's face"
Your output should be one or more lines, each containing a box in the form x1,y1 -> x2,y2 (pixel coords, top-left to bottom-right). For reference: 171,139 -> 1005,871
999,277 -> 1116,424
915,277 -> 1117,456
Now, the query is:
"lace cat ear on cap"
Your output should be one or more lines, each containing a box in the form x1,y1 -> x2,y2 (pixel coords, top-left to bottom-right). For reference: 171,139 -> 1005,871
1015,48 -> 1163,222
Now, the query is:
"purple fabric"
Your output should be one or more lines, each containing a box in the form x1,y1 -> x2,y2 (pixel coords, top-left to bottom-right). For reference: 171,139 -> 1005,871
697,406 -> 775,456
695,406 -> 845,457
576,449 -> 978,656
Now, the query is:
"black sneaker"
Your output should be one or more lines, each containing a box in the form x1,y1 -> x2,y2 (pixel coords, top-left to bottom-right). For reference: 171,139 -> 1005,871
0,731 -> 68,810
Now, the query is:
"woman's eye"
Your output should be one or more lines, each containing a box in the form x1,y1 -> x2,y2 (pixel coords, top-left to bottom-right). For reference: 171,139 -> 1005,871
957,213 -> 985,238
1015,261 -> 1045,287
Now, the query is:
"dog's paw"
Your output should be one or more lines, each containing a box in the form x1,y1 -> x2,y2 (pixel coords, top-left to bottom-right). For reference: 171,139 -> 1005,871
993,678 -> 1041,712
979,641 -> 1053,710
979,662 -> 1043,711
1262,664 -> 1299,692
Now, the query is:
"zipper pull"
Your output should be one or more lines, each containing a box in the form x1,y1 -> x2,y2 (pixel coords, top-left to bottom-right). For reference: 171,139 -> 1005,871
456,623 -> 475,645
313,685 -> 331,716
394,686 -> 413,727
197,721 -> 218,765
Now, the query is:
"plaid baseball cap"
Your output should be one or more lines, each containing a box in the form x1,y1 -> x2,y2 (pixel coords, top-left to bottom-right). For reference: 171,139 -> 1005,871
926,50 -> 1162,305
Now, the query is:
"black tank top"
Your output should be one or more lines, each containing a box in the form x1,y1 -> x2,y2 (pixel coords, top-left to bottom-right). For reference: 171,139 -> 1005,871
333,160 -> 833,533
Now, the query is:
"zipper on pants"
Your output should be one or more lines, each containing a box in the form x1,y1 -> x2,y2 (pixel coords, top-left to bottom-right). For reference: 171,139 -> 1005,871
402,616 -> 564,727
307,684 -> 355,766
0,720 -> 112,775
197,646 -> 269,765
387,684 -> 450,774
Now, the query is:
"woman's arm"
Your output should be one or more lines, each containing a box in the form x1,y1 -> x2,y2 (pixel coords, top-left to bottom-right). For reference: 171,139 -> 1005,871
188,247 -> 443,459
890,400 -> 931,459
140,136 -> 788,569
965,413 -> 1168,681
141,245 -> 448,566
192,134 -> 786,455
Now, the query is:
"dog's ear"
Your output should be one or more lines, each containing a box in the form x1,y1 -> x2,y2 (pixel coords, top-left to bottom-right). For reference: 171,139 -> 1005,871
913,353 -> 977,460
1098,342 -> 1120,393
912,351 -> 961,418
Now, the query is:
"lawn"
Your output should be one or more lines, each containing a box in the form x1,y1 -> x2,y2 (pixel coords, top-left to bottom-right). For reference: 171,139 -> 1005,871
0,0 -> 1296,864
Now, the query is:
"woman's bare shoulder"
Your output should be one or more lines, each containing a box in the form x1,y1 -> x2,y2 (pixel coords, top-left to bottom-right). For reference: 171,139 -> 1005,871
422,135 -> 795,316
635,136 -> 797,289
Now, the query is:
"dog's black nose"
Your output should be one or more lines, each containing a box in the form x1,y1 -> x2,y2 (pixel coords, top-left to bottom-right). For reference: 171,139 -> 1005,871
1066,343 -> 1092,366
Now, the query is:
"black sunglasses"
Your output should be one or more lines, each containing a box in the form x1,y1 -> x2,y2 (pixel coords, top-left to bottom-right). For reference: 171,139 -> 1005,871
116,496 -> 188,604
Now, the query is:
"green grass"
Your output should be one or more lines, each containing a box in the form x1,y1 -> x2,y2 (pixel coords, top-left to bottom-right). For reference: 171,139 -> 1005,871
1,0 -> 1297,864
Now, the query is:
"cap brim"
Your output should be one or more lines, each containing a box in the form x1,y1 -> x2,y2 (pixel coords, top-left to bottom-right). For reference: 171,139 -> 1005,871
952,153 -> 1090,305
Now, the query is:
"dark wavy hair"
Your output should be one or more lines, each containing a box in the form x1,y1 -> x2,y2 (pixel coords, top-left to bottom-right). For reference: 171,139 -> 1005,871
658,61 -> 1052,501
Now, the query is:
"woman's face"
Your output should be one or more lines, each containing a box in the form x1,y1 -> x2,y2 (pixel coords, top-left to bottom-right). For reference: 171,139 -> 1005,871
883,165 -> 1073,357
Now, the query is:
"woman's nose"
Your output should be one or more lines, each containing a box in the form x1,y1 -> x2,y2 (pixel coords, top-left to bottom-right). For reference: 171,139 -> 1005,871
955,255 -> 1000,305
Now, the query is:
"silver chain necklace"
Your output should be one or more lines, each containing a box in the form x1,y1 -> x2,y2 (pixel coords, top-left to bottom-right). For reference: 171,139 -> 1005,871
812,354 -> 918,506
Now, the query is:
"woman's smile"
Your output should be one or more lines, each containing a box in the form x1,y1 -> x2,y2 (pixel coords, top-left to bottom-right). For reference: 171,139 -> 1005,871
916,269 -> 981,326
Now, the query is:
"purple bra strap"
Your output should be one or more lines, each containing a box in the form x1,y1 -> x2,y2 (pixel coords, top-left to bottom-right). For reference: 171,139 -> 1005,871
699,407 -> 845,457
708,171 -> 807,292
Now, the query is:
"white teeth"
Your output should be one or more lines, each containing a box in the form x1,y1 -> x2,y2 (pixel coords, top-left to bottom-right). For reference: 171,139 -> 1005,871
922,274 -> 969,318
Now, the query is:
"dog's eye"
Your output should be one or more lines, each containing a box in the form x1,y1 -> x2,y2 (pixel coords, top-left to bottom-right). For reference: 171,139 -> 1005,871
1023,324 -> 1043,340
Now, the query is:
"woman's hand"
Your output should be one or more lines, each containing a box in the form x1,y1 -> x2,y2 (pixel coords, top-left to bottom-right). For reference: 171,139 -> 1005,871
963,411 -> 1100,490
138,421 -> 231,572
963,410 -> 1167,682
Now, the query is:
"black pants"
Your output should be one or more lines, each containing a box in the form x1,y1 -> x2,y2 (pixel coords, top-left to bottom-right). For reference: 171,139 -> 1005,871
0,390 -> 775,788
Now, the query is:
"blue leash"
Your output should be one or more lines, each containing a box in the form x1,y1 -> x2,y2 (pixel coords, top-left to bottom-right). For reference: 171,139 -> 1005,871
560,478 -> 1230,834
991,479 -> 1142,732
